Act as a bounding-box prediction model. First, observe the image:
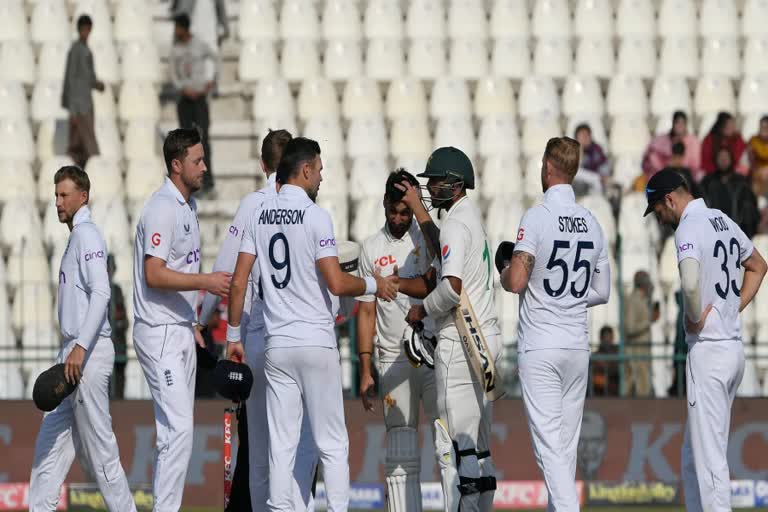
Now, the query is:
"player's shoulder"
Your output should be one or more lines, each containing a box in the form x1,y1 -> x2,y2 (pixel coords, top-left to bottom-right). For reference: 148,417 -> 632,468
361,226 -> 387,251
142,186 -> 178,216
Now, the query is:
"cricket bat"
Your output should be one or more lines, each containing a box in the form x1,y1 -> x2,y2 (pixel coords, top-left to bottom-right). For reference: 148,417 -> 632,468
223,407 -> 234,509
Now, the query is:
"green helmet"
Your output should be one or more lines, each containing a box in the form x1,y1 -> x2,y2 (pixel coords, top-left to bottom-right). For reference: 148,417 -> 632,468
418,147 -> 475,190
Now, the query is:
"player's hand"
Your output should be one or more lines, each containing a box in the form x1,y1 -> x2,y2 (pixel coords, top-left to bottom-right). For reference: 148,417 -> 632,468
394,180 -> 425,214
374,266 -> 398,301
686,304 -> 713,335
359,371 -> 376,412
405,304 -> 427,327
64,345 -> 86,385
206,271 -> 232,297
226,341 -> 245,363
194,324 -> 206,348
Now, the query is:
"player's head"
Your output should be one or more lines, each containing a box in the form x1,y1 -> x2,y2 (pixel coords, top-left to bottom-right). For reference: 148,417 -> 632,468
174,14 -> 191,41
276,137 -> 323,201
260,129 -> 293,177
163,128 -> 206,195
643,168 -> 693,228
417,147 -> 474,211
54,166 -> 90,227
541,137 -> 580,192
383,169 -> 419,238
77,15 -> 92,40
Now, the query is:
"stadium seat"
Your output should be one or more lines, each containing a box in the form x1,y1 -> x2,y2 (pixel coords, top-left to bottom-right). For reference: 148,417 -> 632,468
72,0 -> 113,43
562,75 -> 604,118
612,154 -> 643,189
347,118 -> 388,158
524,157 -> 545,199
303,117 -> 345,158
238,0 -> 278,42
658,237 -> 679,290
739,75 -> 768,114
390,117 -> 432,159
317,193 -> 350,241
433,117 -> 477,162
490,0 -> 529,39
575,38 -> 615,78
253,78 -> 295,121
38,156 -> 76,203
607,75 -> 648,118
0,82 -> 28,120
617,37 -> 656,79
610,116 -> 650,156
406,0 -> 446,40
496,287 -> 519,346
92,87 -> 117,121
238,41 -> 278,82
0,356 -> 24,399
490,38 -> 532,80
118,82 -> 160,121
7,239 -> 49,291
430,77 -> 471,120
532,0 -> 572,38
486,197 -> 525,249
92,117 -> 123,161
694,75 -> 736,115
322,0 -> 361,41
365,39 -> 405,81
579,194 -> 616,247
0,40 -> 36,85
743,0 -> 768,38
31,82 -> 68,123
386,78 -> 428,120
744,37 -> 768,76
0,0 -> 28,43
121,41 -> 162,83
449,39 -> 489,80
324,40 -> 364,81
474,77 -> 515,118
297,78 -> 339,119
574,0 -> 614,38
125,158 -> 165,204
408,39 -> 447,80
660,37 -> 699,78
0,161 -> 36,204
318,156 -> 348,194
658,0 -> 697,38
519,76 -> 560,119
280,0 -> 319,41
363,0 -> 403,40
349,158 -> 389,202
114,0 -> 152,43
701,37 -> 741,78
1,198 -> 44,251
651,76 -> 692,119
91,41 -> 122,87
254,116 -> 298,142
342,77 -> 383,120
533,38 -> 573,78
280,39 -> 321,82
0,120 -> 35,163
616,0 -> 656,37
699,0 -> 739,37
522,115 -> 562,157
43,202 -> 69,249
85,157 -> 124,201
37,41 -> 70,82
349,196 -> 381,242
481,155 -> 523,201
31,0 -> 69,44
478,116 -> 519,158
90,200 -> 131,251
448,0 -> 488,40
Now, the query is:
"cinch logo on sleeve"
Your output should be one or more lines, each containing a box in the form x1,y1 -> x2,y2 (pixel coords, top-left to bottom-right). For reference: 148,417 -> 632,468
186,248 -> 201,264
442,245 -> 451,261
517,228 -> 525,241
84,250 -> 104,262
320,238 -> 336,248
678,242 -> 694,253
228,225 -> 239,237
151,233 -> 162,247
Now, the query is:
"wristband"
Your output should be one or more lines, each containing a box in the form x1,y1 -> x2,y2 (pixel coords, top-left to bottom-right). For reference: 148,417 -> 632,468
226,323 -> 241,343
364,276 -> 377,295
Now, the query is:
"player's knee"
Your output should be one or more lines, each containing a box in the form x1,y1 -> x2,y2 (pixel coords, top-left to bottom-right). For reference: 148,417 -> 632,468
385,427 -> 420,477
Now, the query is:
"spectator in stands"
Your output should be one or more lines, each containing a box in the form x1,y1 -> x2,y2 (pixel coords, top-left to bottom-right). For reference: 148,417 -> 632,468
62,15 -> 104,169
107,255 -> 128,399
662,142 -> 700,198
573,124 -> 608,195
171,14 -> 216,195
700,147 -> 760,238
171,0 -> 229,55
590,326 -> 619,397
747,115 -> 768,172
643,111 -> 701,179
623,271 -> 657,397
701,111 -> 747,176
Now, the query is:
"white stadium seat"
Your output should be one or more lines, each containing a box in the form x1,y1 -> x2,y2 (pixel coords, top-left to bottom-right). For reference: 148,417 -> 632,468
43,202 -> 69,249
324,40 -> 364,81
610,116 -> 651,156
694,75 -> 736,115
449,39 -> 489,80
0,161 -> 36,204
350,197 -> 383,242
575,0 -> 614,38
365,39 -> 405,81
386,78 -> 428,120
7,239 -> 49,291
612,154 -> 643,189
524,157 -> 545,199
490,0 -> 529,39
317,193 -> 349,241
575,38 -> 615,78
238,41 -> 278,82
519,76 -> 560,119
0,120 -> 34,163
701,37 -> 741,78
303,117 -> 345,158
349,157 -> 389,202
31,0 -> 69,44
579,194 -> 617,247
448,0 -> 488,40
121,41 -> 161,83
616,0 -> 656,38
364,0 -> 403,40
37,41 -> 69,82
0,0 -> 28,43
90,200 -> 131,251
474,77 -> 515,118
433,117 -> 477,162
1,198 -> 44,251
119,82 -> 159,121
238,0 -> 278,42
125,158 -> 165,204
658,0 -> 697,38
343,76 -> 384,122
607,75 -> 649,118
699,0 -> 739,37
562,75 -> 604,118
651,76 -> 692,119
533,38 -> 573,78
491,38 -> 532,80
482,155 -> 523,201
280,39 -> 321,82
478,116 -> 519,158
566,116 -> 608,148
0,82 -> 28,120
408,39 -> 447,80
347,118 -> 388,159
486,197 -> 525,251
85,157 -> 124,201
114,0 -> 152,43
93,117 -> 123,161
297,78 -> 339,120
532,0 -> 572,38
406,0 -> 446,40
0,40 -> 36,85
390,117 -> 432,159
91,40 -> 121,85
31,82 -> 68,123
92,87 -> 117,121
743,0 -> 768,38
522,115 -> 562,157
322,0 -> 361,41
280,0 -> 319,42
660,38 -> 699,78
617,37 -> 656,79
72,0 -> 112,43
739,75 -> 768,114
744,37 -> 768,76
430,77 -> 471,120
252,79 -> 295,121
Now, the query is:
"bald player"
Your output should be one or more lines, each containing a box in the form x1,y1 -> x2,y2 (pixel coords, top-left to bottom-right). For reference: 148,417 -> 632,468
501,137 -> 610,511
643,169 -> 766,511
197,129 -> 318,510
133,128 -> 231,511
29,166 -> 135,512
356,169 -> 437,511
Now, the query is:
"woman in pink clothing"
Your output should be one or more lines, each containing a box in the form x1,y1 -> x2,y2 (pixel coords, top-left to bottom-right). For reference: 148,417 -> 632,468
700,111 -> 748,176
642,111 -> 701,179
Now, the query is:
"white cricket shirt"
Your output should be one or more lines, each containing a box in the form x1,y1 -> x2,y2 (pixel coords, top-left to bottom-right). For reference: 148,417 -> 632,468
239,184 -> 339,349
58,206 -> 111,347
357,221 -> 432,361
515,185 -> 608,351
133,177 -> 201,326
675,198 -> 754,343
433,196 -> 500,338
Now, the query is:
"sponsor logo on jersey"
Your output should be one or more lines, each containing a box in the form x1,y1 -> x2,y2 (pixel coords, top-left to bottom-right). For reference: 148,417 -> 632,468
164,369 -> 173,387
442,245 -> 450,261
84,250 -> 104,262
319,238 -> 336,248
375,255 -> 396,267
517,228 -> 525,241
184,223 -> 190,233
678,242 -> 694,253
59,271 -> 66,284
228,225 -> 239,237
186,248 -> 201,264
151,232 -> 162,247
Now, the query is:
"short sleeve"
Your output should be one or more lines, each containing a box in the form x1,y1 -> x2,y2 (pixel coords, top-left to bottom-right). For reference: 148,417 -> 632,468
311,207 -> 338,260
239,209 -> 258,256
142,201 -> 175,262
356,242 -> 375,303
732,221 -> 755,263
439,220 -> 469,280
514,207 -> 542,257
675,224 -> 701,264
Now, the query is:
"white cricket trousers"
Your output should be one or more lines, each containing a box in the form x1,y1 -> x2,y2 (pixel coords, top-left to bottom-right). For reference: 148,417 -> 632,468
133,322 -> 196,512
265,345 -> 349,512
518,348 -> 590,512
682,340 -> 744,512
29,338 -> 136,512
243,324 -> 318,511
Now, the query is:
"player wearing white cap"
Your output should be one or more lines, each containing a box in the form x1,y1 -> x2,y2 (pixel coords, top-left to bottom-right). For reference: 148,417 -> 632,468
356,169 -> 438,512
226,137 -> 398,511
197,129 -> 318,510
29,166 -> 135,512
643,168 -> 767,511
501,137 -> 611,512
132,128 -> 231,511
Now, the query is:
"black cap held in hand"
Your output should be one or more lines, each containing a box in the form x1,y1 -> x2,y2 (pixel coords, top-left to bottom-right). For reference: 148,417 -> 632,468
643,169 -> 688,217
213,360 -> 254,403
495,241 -> 516,274
33,364 -> 77,412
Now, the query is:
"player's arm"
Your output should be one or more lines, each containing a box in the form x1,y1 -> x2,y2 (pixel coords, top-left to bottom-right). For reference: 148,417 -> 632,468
414,224 -> 467,321
394,180 -> 440,258
502,210 -> 540,294
587,231 -> 611,307
356,300 -> 377,412
738,246 -> 767,312
227,251 -> 255,339
398,267 -> 437,299
680,257 -> 703,323
317,257 -> 397,300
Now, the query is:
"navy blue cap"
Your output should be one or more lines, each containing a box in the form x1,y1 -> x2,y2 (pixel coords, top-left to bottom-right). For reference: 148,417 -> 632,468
643,169 -> 687,217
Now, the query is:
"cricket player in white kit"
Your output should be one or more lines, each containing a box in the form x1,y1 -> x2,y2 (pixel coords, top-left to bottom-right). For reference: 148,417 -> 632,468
133,129 -> 231,511
30,166 -> 135,512
396,147 -> 501,512
197,129 -> 318,510
643,169 -> 767,511
357,169 -> 438,511
226,137 -> 399,512
502,137 -> 611,512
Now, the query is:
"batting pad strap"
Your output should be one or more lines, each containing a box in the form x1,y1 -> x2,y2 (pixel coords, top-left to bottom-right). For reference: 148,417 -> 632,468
424,278 -> 460,318
479,476 -> 497,492
476,450 -> 491,460
458,476 -> 483,496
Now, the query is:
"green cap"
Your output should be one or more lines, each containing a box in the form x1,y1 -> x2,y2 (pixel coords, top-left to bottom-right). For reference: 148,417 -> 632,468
418,147 -> 475,189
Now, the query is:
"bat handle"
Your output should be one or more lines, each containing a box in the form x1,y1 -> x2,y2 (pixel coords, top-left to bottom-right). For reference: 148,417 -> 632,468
223,408 -> 234,509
